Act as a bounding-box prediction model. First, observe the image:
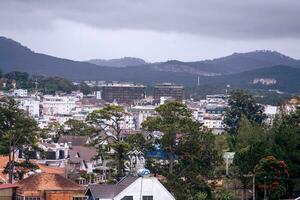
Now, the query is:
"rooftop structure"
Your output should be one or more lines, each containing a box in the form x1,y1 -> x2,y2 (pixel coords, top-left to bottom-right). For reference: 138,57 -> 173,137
100,83 -> 146,104
154,83 -> 184,101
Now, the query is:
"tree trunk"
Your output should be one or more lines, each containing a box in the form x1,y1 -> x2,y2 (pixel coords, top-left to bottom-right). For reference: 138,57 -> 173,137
168,152 -> 174,174
242,184 -> 247,200
117,150 -> 123,180
8,149 -> 13,184
8,137 -> 13,184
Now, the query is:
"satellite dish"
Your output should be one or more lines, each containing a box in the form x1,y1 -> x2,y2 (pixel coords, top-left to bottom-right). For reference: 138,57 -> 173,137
137,168 -> 150,177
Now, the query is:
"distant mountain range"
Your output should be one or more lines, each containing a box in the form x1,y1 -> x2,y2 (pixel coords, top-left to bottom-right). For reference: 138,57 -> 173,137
0,36 -> 300,93
87,57 -> 147,67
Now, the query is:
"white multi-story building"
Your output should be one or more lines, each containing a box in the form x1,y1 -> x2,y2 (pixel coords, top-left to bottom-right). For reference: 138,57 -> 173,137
42,95 -> 78,115
17,97 -> 40,117
13,89 -> 28,97
264,105 -> 278,125
203,116 -> 224,133
119,113 -> 135,130
187,98 -> 227,134
129,105 -> 157,130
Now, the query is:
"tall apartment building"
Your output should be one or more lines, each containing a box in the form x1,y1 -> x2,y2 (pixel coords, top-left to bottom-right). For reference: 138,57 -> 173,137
154,83 -> 184,101
101,83 -> 145,104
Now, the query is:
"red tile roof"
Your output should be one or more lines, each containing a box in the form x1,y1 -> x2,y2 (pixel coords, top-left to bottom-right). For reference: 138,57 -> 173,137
0,184 -> 19,189
16,173 -> 84,191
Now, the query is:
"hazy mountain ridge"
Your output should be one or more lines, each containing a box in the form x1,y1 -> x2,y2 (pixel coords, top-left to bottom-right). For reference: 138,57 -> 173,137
0,36 -> 300,93
151,50 -> 299,75
87,57 -> 147,67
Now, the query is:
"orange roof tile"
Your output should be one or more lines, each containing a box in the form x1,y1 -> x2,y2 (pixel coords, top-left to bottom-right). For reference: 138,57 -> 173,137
37,164 -> 65,175
0,156 -> 9,183
16,173 -> 84,191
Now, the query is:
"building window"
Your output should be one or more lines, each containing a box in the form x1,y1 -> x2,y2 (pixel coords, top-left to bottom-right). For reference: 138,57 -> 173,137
73,197 -> 87,200
121,196 -> 133,200
15,195 -> 25,200
25,197 -> 40,200
143,196 -> 153,200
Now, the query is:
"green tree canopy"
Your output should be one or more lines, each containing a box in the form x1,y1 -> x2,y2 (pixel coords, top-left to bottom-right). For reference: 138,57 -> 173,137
224,90 -> 266,150
142,101 -> 222,200
0,97 -> 39,183
87,105 -> 130,180
63,119 -> 94,136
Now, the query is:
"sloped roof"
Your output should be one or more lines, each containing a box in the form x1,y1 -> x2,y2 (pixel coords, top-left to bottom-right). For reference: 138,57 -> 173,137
58,135 -> 88,146
0,184 -> 19,189
69,146 -> 97,163
16,173 -> 84,191
37,164 -> 65,175
87,175 -> 138,199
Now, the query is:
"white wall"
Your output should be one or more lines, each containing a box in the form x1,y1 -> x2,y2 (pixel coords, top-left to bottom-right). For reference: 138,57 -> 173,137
17,98 -> 40,117
42,95 -> 78,115
114,177 -> 175,200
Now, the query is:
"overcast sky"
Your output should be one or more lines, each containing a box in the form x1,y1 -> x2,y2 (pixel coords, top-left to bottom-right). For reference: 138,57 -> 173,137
1,0 -> 300,62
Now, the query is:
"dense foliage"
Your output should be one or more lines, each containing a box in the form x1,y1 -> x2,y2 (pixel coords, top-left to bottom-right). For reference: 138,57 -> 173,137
0,97 -> 39,183
227,90 -> 300,199
224,90 -> 266,150
142,101 -> 222,200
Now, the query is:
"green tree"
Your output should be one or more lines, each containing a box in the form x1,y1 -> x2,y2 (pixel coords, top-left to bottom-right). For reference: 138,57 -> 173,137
78,82 -> 92,95
87,105 -> 130,180
142,101 -> 194,174
273,107 -> 300,195
0,97 -> 39,183
4,71 -> 34,89
39,76 -> 76,94
233,116 -> 274,199
224,90 -> 266,150
214,189 -> 236,200
142,101 -> 222,199
63,119 -> 94,136
235,115 -> 268,150
254,156 -> 289,199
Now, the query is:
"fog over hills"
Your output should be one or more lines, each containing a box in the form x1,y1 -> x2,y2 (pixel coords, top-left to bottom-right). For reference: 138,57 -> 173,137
0,36 -> 300,92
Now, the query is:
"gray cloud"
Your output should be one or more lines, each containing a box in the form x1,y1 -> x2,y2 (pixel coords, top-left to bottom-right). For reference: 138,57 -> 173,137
1,0 -> 300,39
1,0 -> 300,61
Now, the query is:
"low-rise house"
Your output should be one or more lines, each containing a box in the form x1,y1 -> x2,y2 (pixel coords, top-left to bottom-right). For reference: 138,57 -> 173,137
67,146 -> 105,185
0,184 -> 19,200
18,142 -> 69,167
1,155 -> 66,183
15,173 -> 86,200
68,146 -> 99,174
86,175 -> 175,200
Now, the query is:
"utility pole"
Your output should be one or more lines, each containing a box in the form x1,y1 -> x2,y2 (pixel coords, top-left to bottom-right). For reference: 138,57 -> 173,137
243,173 -> 255,200
252,175 -> 255,200
264,176 -> 267,200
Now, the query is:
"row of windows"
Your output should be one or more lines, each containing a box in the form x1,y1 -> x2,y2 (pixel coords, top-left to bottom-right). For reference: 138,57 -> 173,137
15,196 -> 87,200
15,196 -> 40,200
121,196 -> 153,200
